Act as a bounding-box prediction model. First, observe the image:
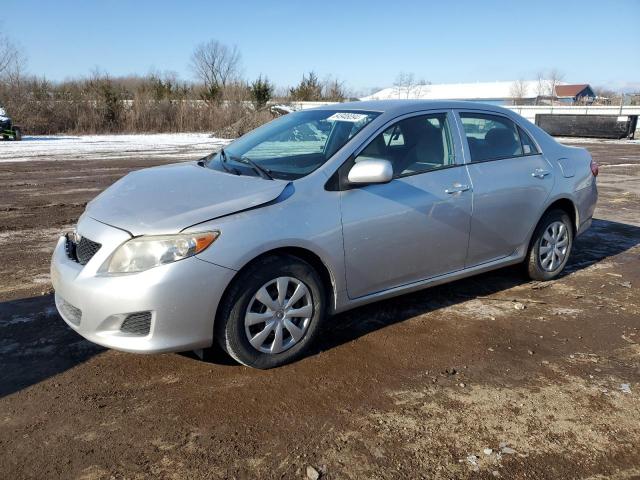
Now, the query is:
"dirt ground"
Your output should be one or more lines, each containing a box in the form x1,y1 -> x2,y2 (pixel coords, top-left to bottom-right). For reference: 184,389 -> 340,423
0,138 -> 639,479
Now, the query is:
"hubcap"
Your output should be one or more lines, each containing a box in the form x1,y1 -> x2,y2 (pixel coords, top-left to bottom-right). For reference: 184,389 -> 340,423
539,221 -> 569,272
244,276 -> 313,354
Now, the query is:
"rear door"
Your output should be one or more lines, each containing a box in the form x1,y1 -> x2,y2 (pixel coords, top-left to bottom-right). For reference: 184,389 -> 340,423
455,111 -> 554,267
340,110 -> 473,298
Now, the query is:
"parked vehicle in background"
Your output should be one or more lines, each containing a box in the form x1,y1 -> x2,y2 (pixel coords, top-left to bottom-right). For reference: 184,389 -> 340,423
51,100 -> 598,369
0,106 -> 21,141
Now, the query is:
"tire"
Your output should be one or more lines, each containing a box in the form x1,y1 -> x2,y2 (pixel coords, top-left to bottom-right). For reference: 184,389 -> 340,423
216,254 -> 326,369
12,127 -> 21,141
525,209 -> 573,281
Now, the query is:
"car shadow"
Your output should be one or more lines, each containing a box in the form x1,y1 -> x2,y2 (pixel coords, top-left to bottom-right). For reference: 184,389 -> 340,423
0,294 -> 104,398
1,218 -> 638,394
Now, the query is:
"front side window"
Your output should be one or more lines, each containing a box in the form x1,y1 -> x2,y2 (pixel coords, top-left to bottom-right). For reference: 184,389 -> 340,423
358,112 -> 455,177
460,113 -> 523,162
208,110 -> 379,180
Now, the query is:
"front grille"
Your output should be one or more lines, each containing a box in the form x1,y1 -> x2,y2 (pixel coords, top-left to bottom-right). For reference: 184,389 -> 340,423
76,237 -> 101,265
120,312 -> 152,336
66,234 -> 101,265
56,295 -> 82,326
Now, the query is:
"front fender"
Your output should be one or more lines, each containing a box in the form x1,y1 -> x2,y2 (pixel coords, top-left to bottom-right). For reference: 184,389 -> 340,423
185,187 -> 347,304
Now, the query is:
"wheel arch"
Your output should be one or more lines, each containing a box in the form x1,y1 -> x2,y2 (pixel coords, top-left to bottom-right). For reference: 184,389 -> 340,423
543,197 -> 578,234
525,197 -> 578,254
214,246 -> 338,333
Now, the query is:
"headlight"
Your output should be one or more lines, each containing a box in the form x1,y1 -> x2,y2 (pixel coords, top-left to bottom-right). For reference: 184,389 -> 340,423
101,231 -> 219,274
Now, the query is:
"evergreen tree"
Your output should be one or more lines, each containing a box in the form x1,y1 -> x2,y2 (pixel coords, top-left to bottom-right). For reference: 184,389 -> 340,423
289,71 -> 322,101
250,75 -> 273,108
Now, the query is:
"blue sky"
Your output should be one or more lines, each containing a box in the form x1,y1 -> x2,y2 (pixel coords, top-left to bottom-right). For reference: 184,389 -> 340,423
2,0 -> 639,93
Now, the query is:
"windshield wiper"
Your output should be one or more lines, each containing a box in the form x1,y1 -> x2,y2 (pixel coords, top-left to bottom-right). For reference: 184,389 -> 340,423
230,154 -> 274,180
197,151 -> 215,167
219,148 -> 241,175
196,154 -> 209,167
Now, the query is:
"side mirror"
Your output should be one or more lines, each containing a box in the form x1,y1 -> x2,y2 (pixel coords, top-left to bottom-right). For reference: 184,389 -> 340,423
347,157 -> 393,185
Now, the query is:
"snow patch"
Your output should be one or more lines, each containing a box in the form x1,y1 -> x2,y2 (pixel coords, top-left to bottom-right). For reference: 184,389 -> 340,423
556,137 -> 640,145
0,133 -> 231,164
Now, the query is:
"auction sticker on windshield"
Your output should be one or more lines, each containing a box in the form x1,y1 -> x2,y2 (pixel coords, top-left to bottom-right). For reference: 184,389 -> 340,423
327,112 -> 371,122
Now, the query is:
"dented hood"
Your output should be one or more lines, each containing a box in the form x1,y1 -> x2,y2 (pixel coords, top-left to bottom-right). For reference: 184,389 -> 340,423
85,162 -> 289,236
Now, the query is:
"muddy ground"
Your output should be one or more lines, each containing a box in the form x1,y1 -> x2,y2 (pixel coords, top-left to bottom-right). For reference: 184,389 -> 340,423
0,138 -> 639,479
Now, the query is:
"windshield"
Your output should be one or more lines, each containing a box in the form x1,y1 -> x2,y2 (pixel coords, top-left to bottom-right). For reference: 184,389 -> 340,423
207,109 -> 380,180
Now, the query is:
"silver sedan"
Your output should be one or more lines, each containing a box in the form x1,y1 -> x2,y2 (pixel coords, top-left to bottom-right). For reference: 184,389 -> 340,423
51,100 -> 598,368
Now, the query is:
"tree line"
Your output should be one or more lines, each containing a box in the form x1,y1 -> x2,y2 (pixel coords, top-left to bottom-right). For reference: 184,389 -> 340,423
0,36 -> 350,136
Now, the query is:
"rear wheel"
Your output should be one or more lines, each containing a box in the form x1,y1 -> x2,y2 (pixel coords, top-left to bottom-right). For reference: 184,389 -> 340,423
216,255 -> 326,369
526,209 -> 573,281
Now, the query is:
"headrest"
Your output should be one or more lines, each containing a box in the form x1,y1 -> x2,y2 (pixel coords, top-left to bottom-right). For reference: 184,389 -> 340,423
485,128 -> 515,147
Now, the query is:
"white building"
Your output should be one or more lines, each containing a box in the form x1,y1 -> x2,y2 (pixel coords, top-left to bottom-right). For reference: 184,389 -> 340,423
361,80 -> 566,106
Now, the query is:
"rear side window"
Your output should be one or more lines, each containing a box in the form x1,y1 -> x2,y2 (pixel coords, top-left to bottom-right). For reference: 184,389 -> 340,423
460,113 -> 523,162
518,127 -> 540,155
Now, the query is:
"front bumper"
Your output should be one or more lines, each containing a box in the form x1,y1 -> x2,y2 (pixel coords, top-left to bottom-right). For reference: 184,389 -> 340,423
50,216 -> 236,353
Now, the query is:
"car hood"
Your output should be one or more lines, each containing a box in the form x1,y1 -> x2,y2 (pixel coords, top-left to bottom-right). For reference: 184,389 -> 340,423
85,162 -> 290,236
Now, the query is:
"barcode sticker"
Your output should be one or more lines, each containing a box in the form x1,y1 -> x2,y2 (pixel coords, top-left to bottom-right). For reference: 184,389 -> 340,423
327,112 -> 370,122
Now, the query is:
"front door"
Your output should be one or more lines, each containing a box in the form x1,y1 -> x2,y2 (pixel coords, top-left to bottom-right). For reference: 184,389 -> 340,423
340,111 -> 473,299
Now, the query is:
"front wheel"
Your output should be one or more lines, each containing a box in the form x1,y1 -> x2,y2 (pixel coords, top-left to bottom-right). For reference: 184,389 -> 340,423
526,209 -> 574,281
216,255 -> 326,369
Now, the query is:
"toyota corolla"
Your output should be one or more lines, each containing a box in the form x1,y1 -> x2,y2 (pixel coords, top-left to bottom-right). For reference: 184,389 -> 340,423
51,100 -> 598,368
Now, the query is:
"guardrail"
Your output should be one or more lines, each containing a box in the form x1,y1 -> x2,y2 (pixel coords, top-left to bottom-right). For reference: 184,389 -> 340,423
501,105 -> 640,122
286,101 -> 640,121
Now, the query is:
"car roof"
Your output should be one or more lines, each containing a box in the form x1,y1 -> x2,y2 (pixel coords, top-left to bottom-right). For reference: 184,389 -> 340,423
314,99 -> 514,116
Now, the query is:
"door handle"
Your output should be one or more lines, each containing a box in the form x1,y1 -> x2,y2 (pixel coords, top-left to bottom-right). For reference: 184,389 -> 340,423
445,183 -> 470,194
531,168 -> 551,179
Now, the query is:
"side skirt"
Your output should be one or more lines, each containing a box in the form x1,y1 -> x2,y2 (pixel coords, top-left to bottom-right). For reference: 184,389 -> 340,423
333,251 -> 526,314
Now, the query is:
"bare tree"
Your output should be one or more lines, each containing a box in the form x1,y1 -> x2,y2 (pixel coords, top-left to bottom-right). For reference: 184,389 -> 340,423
534,69 -> 564,104
547,68 -> 564,104
394,72 -> 416,98
535,71 -> 547,104
593,86 -> 622,106
510,79 -> 528,105
190,40 -> 241,101
0,33 -> 25,80
413,78 -> 431,98
322,76 -> 346,101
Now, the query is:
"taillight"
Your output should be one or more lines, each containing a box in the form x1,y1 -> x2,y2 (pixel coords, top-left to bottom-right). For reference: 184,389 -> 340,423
590,160 -> 599,177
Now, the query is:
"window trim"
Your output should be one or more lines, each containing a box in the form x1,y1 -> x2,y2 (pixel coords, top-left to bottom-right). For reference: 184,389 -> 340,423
454,109 -> 544,165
